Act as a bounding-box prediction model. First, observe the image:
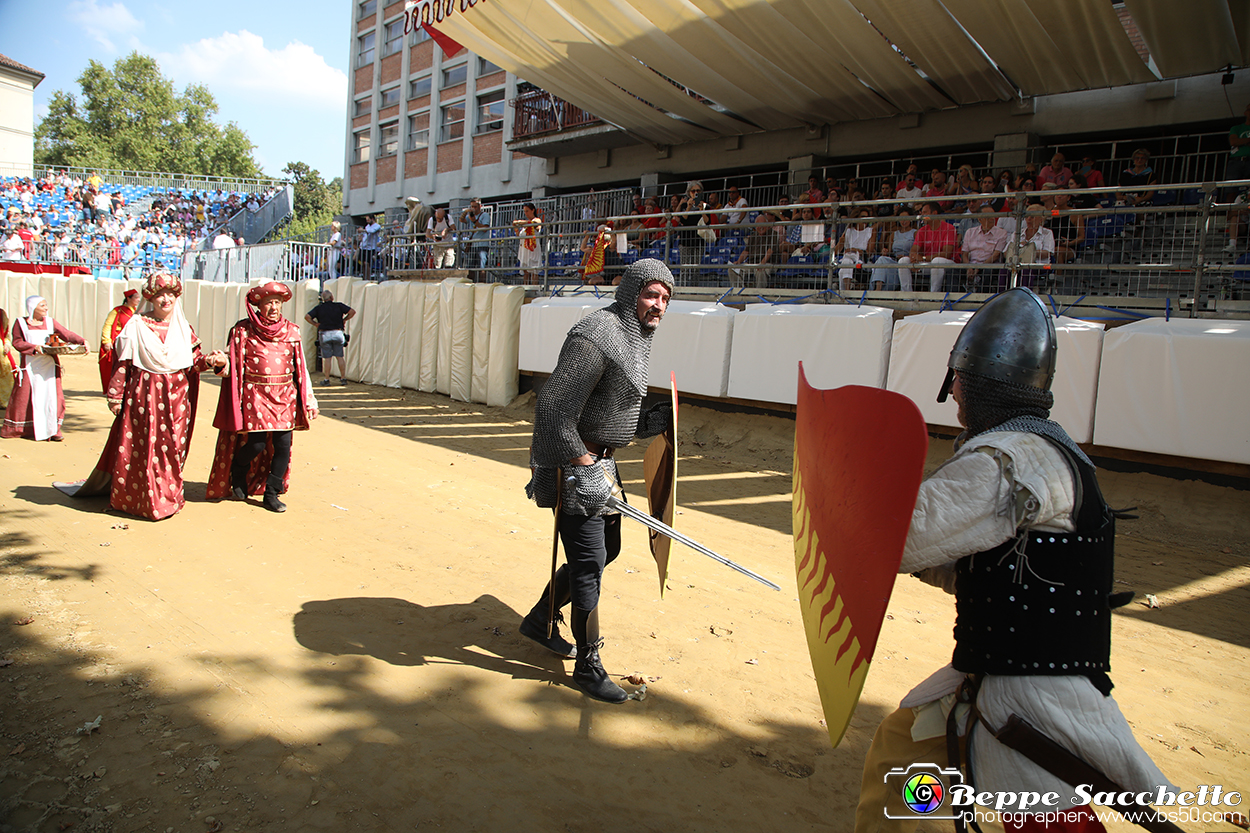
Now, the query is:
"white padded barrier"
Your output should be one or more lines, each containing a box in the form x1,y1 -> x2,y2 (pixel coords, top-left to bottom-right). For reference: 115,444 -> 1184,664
399,283 -> 425,390
418,283 -> 440,392
448,280 -> 476,402
727,303 -> 895,405
487,286 -> 524,407
1094,318 -> 1250,464
886,310 -> 1106,443
518,295 -> 612,373
470,284 -> 495,404
649,300 -> 737,397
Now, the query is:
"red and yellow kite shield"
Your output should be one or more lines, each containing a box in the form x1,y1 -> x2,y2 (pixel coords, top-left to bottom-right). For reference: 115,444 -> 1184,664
793,365 -> 928,747
643,372 -> 678,597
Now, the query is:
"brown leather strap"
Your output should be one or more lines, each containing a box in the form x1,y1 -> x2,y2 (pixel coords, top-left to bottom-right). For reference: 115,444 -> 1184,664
584,441 -> 615,459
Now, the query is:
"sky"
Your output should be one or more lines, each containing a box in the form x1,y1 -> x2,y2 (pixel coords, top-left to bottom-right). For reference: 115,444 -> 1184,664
0,0 -> 350,181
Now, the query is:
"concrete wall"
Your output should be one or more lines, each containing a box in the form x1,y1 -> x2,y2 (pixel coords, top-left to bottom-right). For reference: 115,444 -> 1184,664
0,66 -> 40,176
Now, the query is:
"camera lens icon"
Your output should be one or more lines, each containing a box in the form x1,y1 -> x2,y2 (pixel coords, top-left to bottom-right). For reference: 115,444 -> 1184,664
902,772 -> 945,814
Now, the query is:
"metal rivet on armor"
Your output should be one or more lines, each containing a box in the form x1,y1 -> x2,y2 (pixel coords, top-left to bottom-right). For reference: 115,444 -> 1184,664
1024,584 -> 1029,590
1076,590 -> 1081,595
1036,537 -> 1044,544
1077,536 -> 1083,542
1076,611 -> 1081,616
986,654 -> 991,659
1049,663 -> 1055,668
1033,662 -> 1039,668
1062,538 -> 1068,544
987,626 -> 992,631
1049,608 -> 1055,613
1010,627 -> 1015,632
1049,537 -> 1055,543
1009,595 -> 1015,602
1022,604 -> 1028,610
1049,587 -> 1056,593
1062,664 -> 1068,669
986,566 -> 992,572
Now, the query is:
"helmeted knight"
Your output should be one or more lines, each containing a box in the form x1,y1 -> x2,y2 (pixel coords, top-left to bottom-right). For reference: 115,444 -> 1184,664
852,288 -> 1178,832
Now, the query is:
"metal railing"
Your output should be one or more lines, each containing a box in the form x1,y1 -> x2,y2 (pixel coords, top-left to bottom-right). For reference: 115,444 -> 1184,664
511,90 -> 603,139
0,163 -> 285,196
179,241 -> 331,284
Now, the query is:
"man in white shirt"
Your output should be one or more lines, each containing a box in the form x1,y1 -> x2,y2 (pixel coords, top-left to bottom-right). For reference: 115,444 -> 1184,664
212,230 -> 237,250
724,186 -> 749,226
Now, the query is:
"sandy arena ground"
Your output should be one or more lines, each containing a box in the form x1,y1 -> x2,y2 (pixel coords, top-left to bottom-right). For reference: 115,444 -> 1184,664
0,356 -> 1247,833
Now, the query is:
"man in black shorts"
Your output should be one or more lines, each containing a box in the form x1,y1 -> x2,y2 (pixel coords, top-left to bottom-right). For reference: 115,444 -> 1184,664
304,290 -> 356,386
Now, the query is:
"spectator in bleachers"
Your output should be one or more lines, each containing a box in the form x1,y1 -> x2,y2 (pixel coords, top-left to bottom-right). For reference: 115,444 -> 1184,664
805,175 -> 824,206
1005,204 -> 1055,290
874,181 -> 898,220
459,198 -> 492,279
1117,148 -> 1157,207
1223,104 -> 1250,252
1077,156 -> 1106,190
1016,162 -> 1040,189
900,202 -> 956,292
513,202 -> 543,282
870,211 -> 916,291
825,174 -> 839,203
724,185 -> 749,227
426,206 -> 456,269
925,170 -> 954,213
836,208 -> 876,290
950,165 -> 978,200
1044,187 -> 1084,265
1036,153 -> 1074,189
729,209 -> 782,289
790,205 -> 827,258
962,205 -> 1008,290
704,191 -> 723,227
212,228 -> 236,249
896,171 -> 923,211
2,229 -> 21,260
674,180 -> 710,282
359,214 -> 383,279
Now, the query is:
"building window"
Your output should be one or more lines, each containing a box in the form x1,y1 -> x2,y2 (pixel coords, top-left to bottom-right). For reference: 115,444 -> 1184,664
475,90 -> 505,134
380,86 -> 401,109
409,75 -> 431,99
407,113 -> 429,151
357,32 -> 375,68
478,57 -> 503,76
440,102 -> 465,142
354,131 -> 371,164
353,98 -> 371,118
358,0 -> 376,19
379,122 -> 399,157
441,63 -> 467,88
382,18 -> 405,57
409,24 -> 431,46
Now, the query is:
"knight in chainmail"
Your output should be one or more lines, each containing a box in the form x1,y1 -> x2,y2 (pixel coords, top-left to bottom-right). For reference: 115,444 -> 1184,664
520,258 -> 675,704
854,288 -> 1174,831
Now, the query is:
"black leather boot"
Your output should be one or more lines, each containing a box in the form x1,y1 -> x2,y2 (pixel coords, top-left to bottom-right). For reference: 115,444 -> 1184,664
262,489 -> 287,513
519,566 -> 576,658
569,606 -> 627,704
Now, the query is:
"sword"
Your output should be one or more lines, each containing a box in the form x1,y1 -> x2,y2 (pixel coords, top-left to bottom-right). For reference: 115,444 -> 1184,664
604,493 -> 780,591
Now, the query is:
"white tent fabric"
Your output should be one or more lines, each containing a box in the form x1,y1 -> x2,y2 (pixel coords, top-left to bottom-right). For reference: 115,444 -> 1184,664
726,303 -> 895,405
1093,317 -> 1250,465
648,300 -> 737,397
886,310 -> 1106,443
400,283 -> 426,391
419,284 -> 440,393
470,284 -> 495,405
449,281 -> 476,402
487,287 -> 525,407
433,0 -> 1243,141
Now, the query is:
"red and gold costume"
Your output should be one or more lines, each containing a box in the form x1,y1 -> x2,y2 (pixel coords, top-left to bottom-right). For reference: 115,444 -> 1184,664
579,224 -> 612,284
70,274 -> 221,520
98,290 -> 138,392
207,282 -> 317,501
0,308 -> 16,408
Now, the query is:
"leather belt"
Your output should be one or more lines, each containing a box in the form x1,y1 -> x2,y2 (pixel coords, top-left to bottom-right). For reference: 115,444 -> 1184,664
584,441 -> 615,459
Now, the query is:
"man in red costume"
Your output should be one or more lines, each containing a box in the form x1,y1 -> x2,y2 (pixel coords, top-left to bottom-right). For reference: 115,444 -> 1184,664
207,282 -> 318,513
98,289 -> 140,392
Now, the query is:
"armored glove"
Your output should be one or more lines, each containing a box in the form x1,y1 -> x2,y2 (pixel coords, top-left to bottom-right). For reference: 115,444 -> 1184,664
568,462 -> 613,515
639,401 -> 673,438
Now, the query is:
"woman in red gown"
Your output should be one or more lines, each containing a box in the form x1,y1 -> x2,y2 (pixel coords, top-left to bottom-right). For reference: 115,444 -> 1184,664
67,273 -> 227,520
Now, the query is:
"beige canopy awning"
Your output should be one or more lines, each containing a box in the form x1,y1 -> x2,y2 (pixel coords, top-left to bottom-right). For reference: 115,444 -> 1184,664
428,0 -> 1247,146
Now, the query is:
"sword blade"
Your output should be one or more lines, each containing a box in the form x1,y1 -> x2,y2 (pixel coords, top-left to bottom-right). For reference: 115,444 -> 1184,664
605,494 -> 780,591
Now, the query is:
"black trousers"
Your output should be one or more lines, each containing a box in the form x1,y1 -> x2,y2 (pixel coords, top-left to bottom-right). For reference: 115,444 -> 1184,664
231,430 -> 292,495
557,513 -> 621,611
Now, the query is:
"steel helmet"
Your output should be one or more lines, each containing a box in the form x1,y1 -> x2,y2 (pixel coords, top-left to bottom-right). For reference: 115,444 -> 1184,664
937,287 -> 1057,402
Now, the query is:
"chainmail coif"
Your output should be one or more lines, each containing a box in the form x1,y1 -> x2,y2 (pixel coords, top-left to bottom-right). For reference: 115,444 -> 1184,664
527,259 -> 675,510
957,370 -> 1092,466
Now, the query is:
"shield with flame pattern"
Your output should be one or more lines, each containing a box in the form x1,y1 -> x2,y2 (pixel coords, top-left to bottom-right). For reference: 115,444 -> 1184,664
793,366 -> 928,746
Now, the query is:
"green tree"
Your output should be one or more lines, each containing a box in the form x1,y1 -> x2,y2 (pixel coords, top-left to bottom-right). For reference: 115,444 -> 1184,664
279,162 -> 341,240
34,52 -> 262,178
